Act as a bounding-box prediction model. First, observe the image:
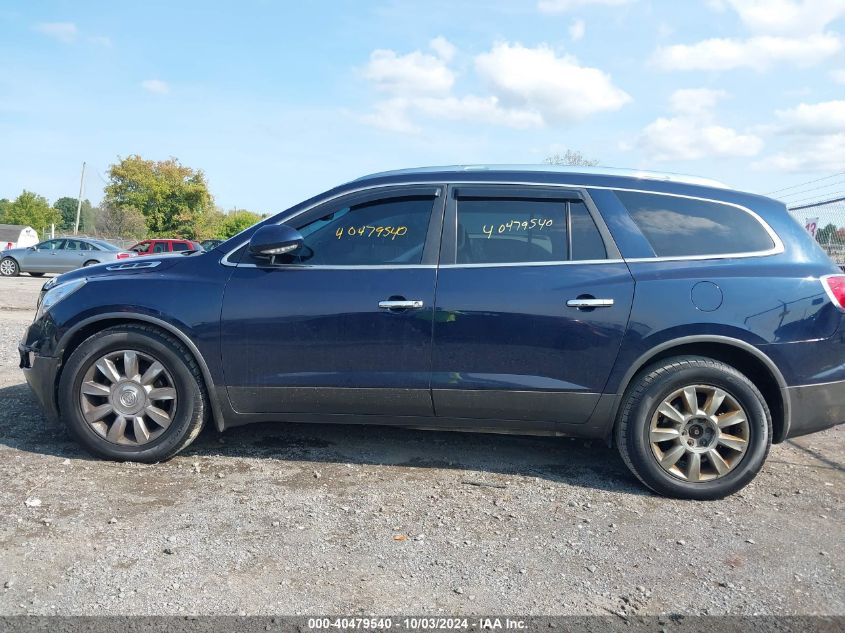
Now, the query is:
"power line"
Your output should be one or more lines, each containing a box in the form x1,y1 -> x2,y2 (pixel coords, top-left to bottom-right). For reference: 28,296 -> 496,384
789,196 -> 845,211
785,190 -> 845,207
766,170 -> 845,196
778,178 -> 845,200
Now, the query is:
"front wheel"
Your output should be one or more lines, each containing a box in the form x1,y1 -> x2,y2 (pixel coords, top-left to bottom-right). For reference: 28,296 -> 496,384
0,257 -> 19,277
58,324 -> 207,462
615,356 -> 771,500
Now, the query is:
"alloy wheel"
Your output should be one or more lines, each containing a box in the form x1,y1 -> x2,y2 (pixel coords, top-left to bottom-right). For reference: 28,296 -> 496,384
0,259 -> 17,276
79,349 -> 178,446
649,384 -> 750,482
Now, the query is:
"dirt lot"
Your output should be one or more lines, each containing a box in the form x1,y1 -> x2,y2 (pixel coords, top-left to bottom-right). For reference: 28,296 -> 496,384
0,274 -> 842,616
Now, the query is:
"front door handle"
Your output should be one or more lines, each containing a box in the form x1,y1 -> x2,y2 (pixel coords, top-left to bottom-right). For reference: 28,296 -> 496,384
379,299 -> 424,310
567,298 -> 614,308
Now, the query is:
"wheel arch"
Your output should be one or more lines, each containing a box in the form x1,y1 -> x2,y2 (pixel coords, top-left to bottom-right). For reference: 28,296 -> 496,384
57,313 -> 225,432
611,336 -> 790,444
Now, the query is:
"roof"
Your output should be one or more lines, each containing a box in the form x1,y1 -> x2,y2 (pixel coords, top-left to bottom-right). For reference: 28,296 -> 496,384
0,223 -> 33,242
354,164 -> 730,190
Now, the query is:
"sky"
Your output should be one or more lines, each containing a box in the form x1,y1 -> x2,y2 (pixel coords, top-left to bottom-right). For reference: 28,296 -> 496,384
1,0 -> 845,214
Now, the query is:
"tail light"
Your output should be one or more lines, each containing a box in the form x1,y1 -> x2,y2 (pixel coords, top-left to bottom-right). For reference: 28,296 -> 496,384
116,252 -> 132,259
821,275 -> 845,309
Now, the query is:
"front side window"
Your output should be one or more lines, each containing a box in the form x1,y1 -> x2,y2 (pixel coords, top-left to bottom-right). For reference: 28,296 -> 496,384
615,190 -> 775,258
455,196 -> 606,264
284,195 -> 436,266
153,242 -> 168,253
37,239 -> 64,250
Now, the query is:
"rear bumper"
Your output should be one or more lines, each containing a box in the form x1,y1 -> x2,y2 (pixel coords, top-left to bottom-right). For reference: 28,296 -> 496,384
785,379 -> 845,439
19,345 -> 60,424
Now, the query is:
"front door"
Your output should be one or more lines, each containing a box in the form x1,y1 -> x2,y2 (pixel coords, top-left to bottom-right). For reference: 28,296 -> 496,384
431,185 -> 634,425
221,185 -> 445,417
22,239 -> 67,273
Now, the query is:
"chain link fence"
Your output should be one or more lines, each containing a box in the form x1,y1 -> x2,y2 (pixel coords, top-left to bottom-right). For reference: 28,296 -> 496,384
787,196 -> 845,266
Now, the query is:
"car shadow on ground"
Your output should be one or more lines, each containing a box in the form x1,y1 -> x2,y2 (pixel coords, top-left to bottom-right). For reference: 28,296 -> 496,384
0,382 -> 650,496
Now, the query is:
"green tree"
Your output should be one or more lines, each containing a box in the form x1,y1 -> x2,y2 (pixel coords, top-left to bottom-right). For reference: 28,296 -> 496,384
544,149 -> 599,167
5,191 -> 61,234
196,207 -> 227,240
53,197 -> 93,231
103,155 -> 213,239
816,223 -> 838,246
221,209 -> 262,238
94,205 -> 147,240
0,198 -> 10,222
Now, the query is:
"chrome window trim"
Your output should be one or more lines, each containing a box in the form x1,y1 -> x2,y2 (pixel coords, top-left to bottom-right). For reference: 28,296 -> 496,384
440,259 -> 624,269
221,180 -> 784,268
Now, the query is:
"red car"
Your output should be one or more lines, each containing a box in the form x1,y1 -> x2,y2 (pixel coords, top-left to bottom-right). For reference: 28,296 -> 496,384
129,239 -> 201,256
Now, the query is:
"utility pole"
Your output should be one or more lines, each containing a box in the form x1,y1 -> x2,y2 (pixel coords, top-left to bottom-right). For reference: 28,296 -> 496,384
74,161 -> 86,235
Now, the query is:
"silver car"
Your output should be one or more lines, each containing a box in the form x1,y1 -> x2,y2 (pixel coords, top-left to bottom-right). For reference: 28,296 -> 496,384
0,238 -> 135,277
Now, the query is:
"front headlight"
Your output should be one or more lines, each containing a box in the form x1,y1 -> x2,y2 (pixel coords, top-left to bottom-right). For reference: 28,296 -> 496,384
36,278 -> 87,319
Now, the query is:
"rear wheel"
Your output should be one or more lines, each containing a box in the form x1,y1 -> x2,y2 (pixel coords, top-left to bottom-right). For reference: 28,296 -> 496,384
0,257 -> 19,277
615,356 -> 771,499
83,260 -> 99,267
58,324 -> 207,462
29,272 -> 45,277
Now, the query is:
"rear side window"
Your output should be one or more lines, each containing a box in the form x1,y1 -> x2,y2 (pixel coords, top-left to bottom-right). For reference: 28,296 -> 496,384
455,197 -> 606,264
172,242 -> 190,251
615,190 -> 775,258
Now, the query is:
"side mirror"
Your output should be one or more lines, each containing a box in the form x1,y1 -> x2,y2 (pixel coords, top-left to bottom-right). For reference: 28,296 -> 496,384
248,224 -> 304,259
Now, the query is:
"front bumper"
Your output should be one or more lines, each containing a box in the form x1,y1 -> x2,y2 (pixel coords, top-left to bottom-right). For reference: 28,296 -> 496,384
19,345 -> 61,424
785,379 -> 845,439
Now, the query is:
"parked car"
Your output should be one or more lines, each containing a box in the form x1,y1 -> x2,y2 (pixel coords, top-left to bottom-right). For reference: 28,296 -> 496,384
18,166 -> 845,499
1,237 -> 135,277
200,239 -> 224,251
129,239 -> 201,256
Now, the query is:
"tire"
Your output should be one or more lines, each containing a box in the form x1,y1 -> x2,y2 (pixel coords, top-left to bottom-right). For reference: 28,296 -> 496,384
58,324 -> 207,462
0,257 -> 19,277
83,260 -> 99,267
29,272 -> 45,277
615,356 -> 771,500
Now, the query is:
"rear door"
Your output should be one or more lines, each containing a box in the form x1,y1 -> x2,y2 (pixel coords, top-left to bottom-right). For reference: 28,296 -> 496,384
431,185 -> 634,425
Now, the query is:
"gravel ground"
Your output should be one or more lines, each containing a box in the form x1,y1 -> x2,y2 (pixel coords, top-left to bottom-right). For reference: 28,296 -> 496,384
0,274 -> 842,616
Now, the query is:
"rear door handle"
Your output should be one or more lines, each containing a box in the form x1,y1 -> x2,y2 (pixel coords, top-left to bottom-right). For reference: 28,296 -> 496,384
379,299 -> 424,310
567,298 -> 614,308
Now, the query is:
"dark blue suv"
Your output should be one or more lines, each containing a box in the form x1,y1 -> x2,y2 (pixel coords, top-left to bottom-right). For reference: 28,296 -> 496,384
18,166 -> 845,498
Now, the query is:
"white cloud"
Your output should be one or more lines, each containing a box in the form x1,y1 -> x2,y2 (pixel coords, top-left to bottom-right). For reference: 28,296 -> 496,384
634,89 -> 763,161
654,33 -> 840,71
359,40 -> 629,133
830,68 -> 845,84
474,43 -> 630,123
773,100 -> 845,135
88,35 -> 112,47
569,19 -> 586,41
33,22 -> 78,43
141,79 -> 169,94
538,0 -> 634,13
754,135 -> 845,172
429,36 -> 457,62
362,47 -> 454,96
669,88 -> 728,116
754,101 -> 845,172
716,0 -> 845,37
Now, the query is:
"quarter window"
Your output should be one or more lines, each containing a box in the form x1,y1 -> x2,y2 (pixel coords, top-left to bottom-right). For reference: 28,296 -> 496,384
615,190 -> 775,258
285,195 -> 436,266
455,197 -> 606,264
